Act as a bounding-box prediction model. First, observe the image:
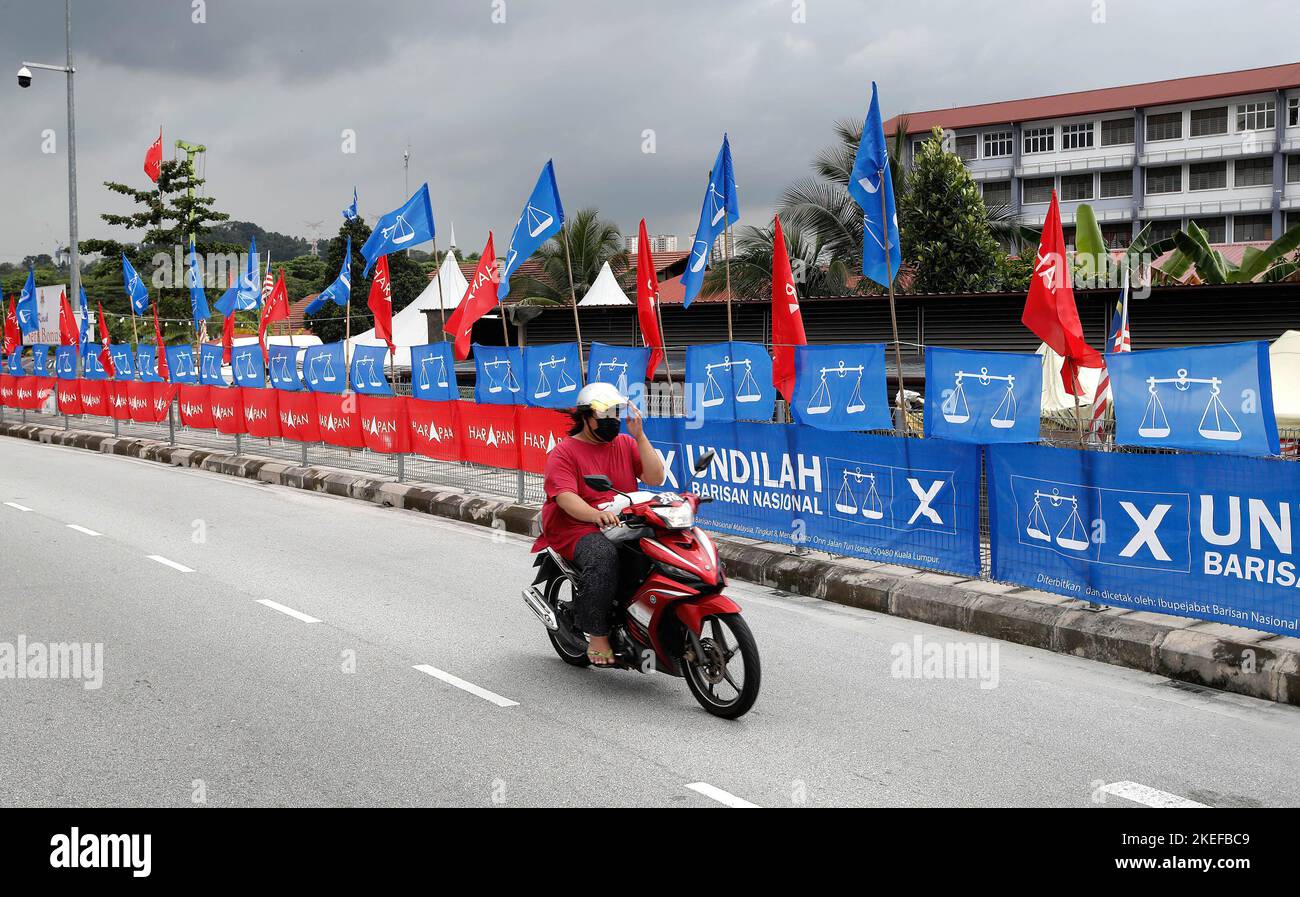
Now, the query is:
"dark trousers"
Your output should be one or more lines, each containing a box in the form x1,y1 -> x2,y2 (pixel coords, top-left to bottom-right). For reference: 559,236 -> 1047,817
571,532 -> 621,637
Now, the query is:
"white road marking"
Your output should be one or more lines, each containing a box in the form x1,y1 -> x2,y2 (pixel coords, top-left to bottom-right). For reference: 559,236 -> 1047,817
413,664 -> 519,708
255,599 -> 322,624
4,501 -> 32,511
66,524 -> 101,536
146,554 -> 195,573
685,782 -> 761,808
1100,781 -> 1209,808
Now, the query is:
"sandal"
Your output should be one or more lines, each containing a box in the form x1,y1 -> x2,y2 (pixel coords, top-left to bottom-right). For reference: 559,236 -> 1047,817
586,648 -> 616,667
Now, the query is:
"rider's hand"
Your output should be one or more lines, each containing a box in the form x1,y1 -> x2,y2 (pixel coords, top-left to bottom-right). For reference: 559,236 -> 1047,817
592,509 -> 621,528
625,402 -> 644,440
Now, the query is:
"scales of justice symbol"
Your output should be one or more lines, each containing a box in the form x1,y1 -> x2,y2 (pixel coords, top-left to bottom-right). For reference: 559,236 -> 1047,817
419,352 -> 449,391
1138,368 -> 1241,442
701,356 -> 761,408
595,358 -> 629,395
353,354 -> 386,389
805,360 -> 867,416
307,352 -> 338,386
170,350 -> 195,378
58,352 -> 75,376
941,367 -> 1017,429
482,357 -> 521,395
233,350 -> 261,382
1025,488 -> 1090,551
199,350 -> 222,381
533,355 -> 577,401
270,351 -> 296,386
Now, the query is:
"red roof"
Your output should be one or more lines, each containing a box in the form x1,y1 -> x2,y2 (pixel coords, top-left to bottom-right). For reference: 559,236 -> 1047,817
885,62 -> 1300,136
451,250 -> 691,299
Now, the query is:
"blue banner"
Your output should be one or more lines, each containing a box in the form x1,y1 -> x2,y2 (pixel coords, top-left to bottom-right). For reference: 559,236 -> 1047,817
790,343 -> 891,431
55,345 -> 78,379
350,344 -> 392,395
988,443 -> 1300,636
136,345 -> 163,383
5,349 -> 22,374
499,161 -> 564,298
924,346 -> 1043,444
109,344 -> 135,381
166,345 -> 198,384
362,183 -> 435,275
231,344 -> 266,388
641,418 -> 981,576
198,343 -> 226,386
473,344 -> 525,405
410,342 -> 458,402
587,342 -> 649,397
80,344 -> 107,380
268,344 -> 304,391
303,342 -> 346,393
685,342 -> 775,423
1107,341 -> 1278,457
681,135 -> 740,307
523,342 -> 583,408
31,345 -> 51,377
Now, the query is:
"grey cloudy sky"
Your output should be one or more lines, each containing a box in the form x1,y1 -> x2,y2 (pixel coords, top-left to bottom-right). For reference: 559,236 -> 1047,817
1,0 -> 1294,263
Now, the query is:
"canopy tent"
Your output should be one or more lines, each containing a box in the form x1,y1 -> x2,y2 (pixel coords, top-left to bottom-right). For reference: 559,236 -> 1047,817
577,262 -> 632,306
1269,330 -> 1300,427
348,249 -> 470,367
1035,342 -> 1103,413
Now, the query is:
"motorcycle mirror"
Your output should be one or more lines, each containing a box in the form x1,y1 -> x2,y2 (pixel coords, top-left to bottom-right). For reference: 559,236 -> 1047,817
583,474 -> 613,492
693,449 -> 716,474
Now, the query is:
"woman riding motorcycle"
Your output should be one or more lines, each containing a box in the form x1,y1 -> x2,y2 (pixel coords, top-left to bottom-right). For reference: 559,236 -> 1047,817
532,383 -> 666,666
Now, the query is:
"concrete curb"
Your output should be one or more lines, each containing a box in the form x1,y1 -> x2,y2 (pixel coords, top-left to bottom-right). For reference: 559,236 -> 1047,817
5,419 -> 1299,707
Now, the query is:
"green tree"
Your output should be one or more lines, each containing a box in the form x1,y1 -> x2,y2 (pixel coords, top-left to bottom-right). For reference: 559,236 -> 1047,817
208,221 -> 311,260
702,220 -> 849,300
898,128 -> 1004,294
507,208 -> 627,303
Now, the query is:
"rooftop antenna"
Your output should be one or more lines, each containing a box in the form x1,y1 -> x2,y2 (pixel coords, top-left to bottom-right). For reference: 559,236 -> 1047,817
403,140 -> 412,257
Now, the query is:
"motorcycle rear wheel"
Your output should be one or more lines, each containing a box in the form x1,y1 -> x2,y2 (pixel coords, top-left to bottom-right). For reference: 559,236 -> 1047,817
683,613 -> 760,719
545,575 -> 591,667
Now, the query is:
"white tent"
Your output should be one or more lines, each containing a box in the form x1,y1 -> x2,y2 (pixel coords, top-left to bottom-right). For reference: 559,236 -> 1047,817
578,262 -> 632,306
1035,342 -> 1103,413
348,250 -> 470,367
1270,330 -> 1300,427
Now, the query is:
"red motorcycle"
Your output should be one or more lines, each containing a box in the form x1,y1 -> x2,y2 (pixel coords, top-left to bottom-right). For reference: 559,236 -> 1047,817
523,452 -> 761,719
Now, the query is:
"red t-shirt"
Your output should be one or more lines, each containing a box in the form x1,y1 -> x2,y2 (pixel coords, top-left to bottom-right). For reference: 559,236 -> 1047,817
533,433 -> 643,560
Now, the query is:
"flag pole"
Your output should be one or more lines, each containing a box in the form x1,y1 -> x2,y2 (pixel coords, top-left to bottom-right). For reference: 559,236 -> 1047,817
432,234 -> 447,339
654,294 -> 674,415
560,225 -> 585,373
879,163 -> 908,432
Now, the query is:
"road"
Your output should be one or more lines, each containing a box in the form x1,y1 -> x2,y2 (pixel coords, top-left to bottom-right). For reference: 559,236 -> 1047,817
1,435 -> 1297,808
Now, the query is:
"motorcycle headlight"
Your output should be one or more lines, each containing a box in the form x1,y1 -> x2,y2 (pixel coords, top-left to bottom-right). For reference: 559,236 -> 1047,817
654,504 -> 695,529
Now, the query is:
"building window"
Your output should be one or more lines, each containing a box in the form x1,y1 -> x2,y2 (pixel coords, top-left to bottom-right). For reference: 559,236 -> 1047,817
1101,224 -> 1132,248
1022,127 -> 1054,154
1146,111 -> 1183,142
1101,117 -> 1135,146
1234,214 -> 1271,242
1189,217 -> 1226,243
1059,173 -> 1093,201
953,134 -> 977,161
1189,106 -> 1228,137
1288,155 -> 1300,184
1099,170 -> 1133,198
912,140 -> 926,161
1237,102 -> 1275,131
1022,176 -> 1054,204
983,130 -> 1012,158
1147,219 -> 1182,242
982,180 -> 1012,207
1291,97 -> 1299,127
1234,157 -> 1272,187
1145,165 -> 1182,194
1188,161 -> 1227,191
1061,122 -> 1095,150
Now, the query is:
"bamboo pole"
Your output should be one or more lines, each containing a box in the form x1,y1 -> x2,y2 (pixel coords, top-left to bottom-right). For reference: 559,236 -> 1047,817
723,215 -> 734,343
560,225 -> 585,373
879,163 -> 908,432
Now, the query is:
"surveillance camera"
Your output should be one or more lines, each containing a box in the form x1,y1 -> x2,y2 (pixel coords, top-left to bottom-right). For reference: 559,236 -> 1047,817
16,66 -> 32,88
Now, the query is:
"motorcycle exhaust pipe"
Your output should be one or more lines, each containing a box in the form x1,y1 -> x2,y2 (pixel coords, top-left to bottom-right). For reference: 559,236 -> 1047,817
522,586 -> 559,631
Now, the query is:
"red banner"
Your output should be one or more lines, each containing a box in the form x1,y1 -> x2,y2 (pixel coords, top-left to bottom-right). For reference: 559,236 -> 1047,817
209,387 -> 245,435
107,381 -> 133,420
177,384 -> 213,429
404,398 -> 461,461
240,387 -> 280,439
313,392 -> 364,448
358,394 -> 409,454
13,376 -> 39,411
56,381 -> 81,415
457,401 -> 521,469
516,406 -> 570,474
78,379 -> 108,416
33,377 -> 56,412
0,374 -> 14,408
150,383 -> 178,423
127,381 -> 154,422
276,391 -> 319,443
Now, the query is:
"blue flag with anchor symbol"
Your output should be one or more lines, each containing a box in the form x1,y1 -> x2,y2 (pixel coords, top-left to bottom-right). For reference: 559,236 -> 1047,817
685,342 -> 774,423
924,347 -> 1043,444
231,343 -> 266,388
523,342 -> 583,409
55,345 -> 78,379
198,343 -> 225,386
349,344 -> 392,395
121,254 -> 150,315
1107,341 -> 1278,457
410,342 -> 458,402
680,136 -> 739,308
165,345 -> 198,384
473,344 -> 526,405
499,161 -> 565,299
790,343 -> 891,431
16,267 -> 38,336
361,183 -> 435,275
587,342 -> 650,397
268,344 -> 304,391
306,236 -> 352,314
848,83 -> 901,288
302,342 -> 346,393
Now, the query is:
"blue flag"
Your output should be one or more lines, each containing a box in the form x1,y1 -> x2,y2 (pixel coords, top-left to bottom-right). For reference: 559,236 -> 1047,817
848,83 -> 901,287
81,344 -> 106,380
32,344 -> 51,377
268,344 -> 304,391
587,342 -> 650,396
78,284 -> 90,345
361,183 -> 435,275
187,242 -> 210,330
137,345 -> 163,383
6,347 -> 23,374
214,277 -> 239,317
234,238 -> 261,311
16,267 -> 38,335
790,343 -> 892,431
306,236 -> 352,314
685,341 -> 774,423
231,344 -> 266,388
198,343 -> 225,385
410,342 -> 458,402
165,345 -> 198,384
680,136 -> 740,308
499,161 -> 565,298
303,342 -> 346,393
109,344 -> 135,381
350,344 -> 392,395
473,344 -> 526,405
523,342 -> 583,409
55,345 -> 78,379
343,187 -> 358,221
121,254 -> 150,315
923,347 -> 1043,444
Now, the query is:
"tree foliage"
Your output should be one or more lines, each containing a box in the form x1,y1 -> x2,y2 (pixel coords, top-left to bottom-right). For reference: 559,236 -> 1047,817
506,208 -> 628,304
701,220 -> 849,300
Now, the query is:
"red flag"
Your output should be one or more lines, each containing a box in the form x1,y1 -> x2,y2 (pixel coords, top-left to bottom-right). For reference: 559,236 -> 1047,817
1021,191 -> 1101,395
770,215 -> 806,402
444,233 -> 499,361
96,302 -> 116,378
5,296 -> 22,355
58,290 -> 80,349
258,268 -> 289,361
635,219 -> 665,380
144,129 -> 163,183
367,254 -> 395,353
151,301 -> 169,381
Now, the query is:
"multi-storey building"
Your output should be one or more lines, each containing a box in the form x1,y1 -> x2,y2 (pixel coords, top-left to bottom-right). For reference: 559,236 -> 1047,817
885,63 -> 1300,246
625,233 -> 678,253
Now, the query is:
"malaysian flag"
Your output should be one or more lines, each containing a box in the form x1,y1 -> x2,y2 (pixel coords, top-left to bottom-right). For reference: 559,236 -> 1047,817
261,253 -> 275,301
1089,269 -> 1131,437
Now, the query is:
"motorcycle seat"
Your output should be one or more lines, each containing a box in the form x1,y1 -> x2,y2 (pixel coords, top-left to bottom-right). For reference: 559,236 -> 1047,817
547,547 -> 578,578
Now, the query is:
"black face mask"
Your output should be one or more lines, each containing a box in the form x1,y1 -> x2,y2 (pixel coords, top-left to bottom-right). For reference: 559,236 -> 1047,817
592,417 -> 621,443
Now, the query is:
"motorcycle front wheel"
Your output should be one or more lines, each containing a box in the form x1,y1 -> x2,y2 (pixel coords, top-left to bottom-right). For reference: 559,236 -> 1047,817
683,613 -> 760,719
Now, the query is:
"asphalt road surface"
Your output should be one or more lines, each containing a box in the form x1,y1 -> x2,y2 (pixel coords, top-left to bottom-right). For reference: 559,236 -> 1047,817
2,436 -> 1297,808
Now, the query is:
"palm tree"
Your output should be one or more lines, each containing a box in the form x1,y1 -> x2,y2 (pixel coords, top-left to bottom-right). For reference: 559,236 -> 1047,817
701,220 -> 850,300
506,208 -> 629,304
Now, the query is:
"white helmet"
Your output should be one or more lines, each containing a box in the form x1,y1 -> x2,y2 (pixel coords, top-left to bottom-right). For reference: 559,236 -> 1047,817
574,381 -> 627,416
